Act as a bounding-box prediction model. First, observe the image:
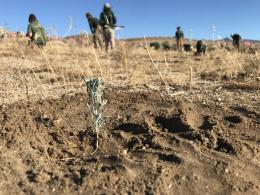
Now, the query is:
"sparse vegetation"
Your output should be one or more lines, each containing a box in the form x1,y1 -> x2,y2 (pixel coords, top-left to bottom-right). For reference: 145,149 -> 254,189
0,36 -> 259,105
0,35 -> 259,194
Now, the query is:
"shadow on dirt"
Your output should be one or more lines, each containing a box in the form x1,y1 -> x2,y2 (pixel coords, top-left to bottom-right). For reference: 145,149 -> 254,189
199,116 -> 215,130
224,116 -> 242,124
158,153 -> 183,164
114,123 -> 148,134
215,138 -> 237,155
155,115 -> 190,133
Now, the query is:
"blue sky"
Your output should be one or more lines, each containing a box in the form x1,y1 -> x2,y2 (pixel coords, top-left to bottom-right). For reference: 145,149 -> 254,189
0,0 -> 259,40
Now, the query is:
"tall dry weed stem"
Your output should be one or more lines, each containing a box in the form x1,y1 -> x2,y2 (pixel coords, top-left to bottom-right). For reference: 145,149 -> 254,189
144,36 -> 169,87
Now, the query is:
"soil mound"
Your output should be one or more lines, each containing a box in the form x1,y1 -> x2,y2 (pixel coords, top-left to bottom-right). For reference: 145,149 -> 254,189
0,91 -> 259,194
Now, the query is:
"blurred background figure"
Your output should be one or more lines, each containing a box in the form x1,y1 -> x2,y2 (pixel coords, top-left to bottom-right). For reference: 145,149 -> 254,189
26,14 -> 47,47
175,26 -> 184,52
244,41 -> 252,48
86,12 -> 103,49
195,40 -> 207,55
100,3 -> 117,52
231,33 -> 242,51
150,42 -> 160,50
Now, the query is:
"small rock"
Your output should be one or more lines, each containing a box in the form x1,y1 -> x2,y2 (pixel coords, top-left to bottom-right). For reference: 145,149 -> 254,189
225,168 -> 229,173
217,98 -> 222,102
234,187 -> 239,192
122,150 -> 128,155
193,175 -> 199,180
53,118 -> 62,127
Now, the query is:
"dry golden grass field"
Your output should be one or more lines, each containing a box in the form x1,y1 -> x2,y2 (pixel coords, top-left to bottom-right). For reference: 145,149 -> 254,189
0,36 -> 259,194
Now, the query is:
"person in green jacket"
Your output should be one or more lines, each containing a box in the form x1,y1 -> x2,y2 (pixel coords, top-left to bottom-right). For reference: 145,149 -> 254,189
26,14 -> 47,47
86,13 -> 103,49
100,3 -> 117,52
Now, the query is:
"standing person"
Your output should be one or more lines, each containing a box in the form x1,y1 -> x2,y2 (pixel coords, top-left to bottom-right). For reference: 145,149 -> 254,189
26,14 -> 47,47
100,3 -> 117,52
175,26 -> 184,52
231,34 -> 242,51
86,13 -> 103,49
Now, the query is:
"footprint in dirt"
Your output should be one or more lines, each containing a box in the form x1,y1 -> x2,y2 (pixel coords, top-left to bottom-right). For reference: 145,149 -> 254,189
233,106 -> 260,123
155,115 -> 190,133
155,115 -> 207,144
224,115 -> 242,125
126,137 -> 143,151
114,123 -> 148,135
26,170 -> 38,183
215,138 -> 237,155
158,153 -> 183,165
98,155 -> 126,173
224,115 -> 242,123
71,168 -> 87,186
49,132 -> 65,145
35,115 -> 54,127
199,116 -> 215,131
184,104 -> 215,131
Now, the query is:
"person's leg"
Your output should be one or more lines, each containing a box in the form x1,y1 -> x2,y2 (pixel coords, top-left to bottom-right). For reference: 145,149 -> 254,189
103,28 -> 109,52
202,45 -> 206,54
176,39 -> 180,51
234,41 -> 238,51
180,38 -> 183,52
28,39 -> 33,46
97,28 -> 103,49
233,40 -> 236,48
93,33 -> 98,48
238,41 -> 241,51
109,28 -> 115,50
96,26 -> 103,49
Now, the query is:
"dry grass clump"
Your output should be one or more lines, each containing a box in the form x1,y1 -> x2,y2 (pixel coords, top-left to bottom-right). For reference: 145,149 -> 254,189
196,47 -> 259,81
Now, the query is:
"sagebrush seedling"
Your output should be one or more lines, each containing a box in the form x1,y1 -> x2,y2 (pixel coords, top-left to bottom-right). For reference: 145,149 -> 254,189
85,78 -> 107,154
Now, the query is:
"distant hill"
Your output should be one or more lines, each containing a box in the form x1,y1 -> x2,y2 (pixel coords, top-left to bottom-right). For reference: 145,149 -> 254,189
2,30 -> 259,44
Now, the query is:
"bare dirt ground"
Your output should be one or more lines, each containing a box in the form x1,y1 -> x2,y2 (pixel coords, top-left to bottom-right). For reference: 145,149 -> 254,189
0,37 -> 259,194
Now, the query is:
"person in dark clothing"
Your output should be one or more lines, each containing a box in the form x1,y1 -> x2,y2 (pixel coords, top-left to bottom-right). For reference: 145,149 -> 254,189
231,34 -> 242,51
162,41 -> 171,50
183,44 -> 192,52
175,26 -> 184,52
100,3 -> 117,52
150,42 -> 160,50
86,13 -> 103,48
195,40 -> 207,55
